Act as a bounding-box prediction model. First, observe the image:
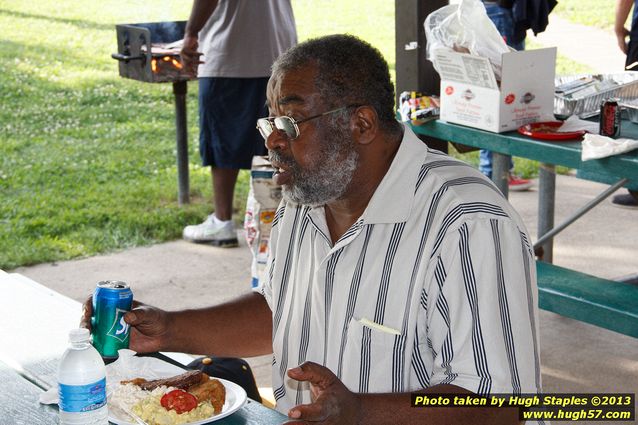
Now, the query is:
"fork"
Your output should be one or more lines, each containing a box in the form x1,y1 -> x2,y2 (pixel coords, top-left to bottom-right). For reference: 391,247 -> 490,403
118,404 -> 149,425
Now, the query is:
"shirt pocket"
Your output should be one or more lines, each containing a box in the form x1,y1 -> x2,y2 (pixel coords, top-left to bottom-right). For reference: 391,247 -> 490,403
340,317 -> 406,393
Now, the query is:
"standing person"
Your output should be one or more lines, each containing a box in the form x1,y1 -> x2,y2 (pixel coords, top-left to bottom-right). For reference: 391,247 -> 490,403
84,35 -> 543,424
614,0 -> 638,208
480,0 -> 533,191
180,0 -> 297,245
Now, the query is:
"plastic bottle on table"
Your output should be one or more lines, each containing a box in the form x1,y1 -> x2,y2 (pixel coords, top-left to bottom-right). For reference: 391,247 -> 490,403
57,328 -> 108,425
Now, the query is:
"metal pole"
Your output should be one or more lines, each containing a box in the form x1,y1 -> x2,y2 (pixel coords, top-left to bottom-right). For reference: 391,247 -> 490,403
173,80 -> 190,205
534,177 -> 629,250
394,0 -> 447,103
537,163 -> 555,262
492,152 -> 510,198
395,0 -> 449,153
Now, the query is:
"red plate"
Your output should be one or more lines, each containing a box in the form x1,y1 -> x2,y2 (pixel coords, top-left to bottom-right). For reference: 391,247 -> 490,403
517,121 -> 587,141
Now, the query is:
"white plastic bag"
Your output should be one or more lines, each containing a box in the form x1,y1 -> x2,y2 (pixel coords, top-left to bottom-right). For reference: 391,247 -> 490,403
424,0 -> 511,79
581,133 -> 638,161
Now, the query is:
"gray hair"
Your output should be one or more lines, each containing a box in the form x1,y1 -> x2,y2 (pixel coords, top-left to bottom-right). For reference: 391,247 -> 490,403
272,34 -> 401,135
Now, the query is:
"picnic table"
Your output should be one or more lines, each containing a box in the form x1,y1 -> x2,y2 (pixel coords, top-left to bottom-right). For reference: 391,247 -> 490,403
409,118 -> 638,338
0,269 -> 287,424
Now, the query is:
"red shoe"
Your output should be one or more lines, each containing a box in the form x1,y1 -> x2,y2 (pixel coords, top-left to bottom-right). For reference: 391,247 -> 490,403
508,174 -> 533,192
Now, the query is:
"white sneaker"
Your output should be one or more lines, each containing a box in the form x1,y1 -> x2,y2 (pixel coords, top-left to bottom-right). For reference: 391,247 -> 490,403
183,214 -> 238,247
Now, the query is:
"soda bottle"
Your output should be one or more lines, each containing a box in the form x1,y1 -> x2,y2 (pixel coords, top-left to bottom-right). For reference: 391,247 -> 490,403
57,328 -> 108,425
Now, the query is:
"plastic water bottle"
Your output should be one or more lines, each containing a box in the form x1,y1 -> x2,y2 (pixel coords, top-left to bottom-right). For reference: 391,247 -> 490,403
57,328 -> 108,425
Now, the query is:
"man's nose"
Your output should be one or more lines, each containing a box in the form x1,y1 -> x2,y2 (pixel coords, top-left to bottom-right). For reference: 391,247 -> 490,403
264,128 -> 288,151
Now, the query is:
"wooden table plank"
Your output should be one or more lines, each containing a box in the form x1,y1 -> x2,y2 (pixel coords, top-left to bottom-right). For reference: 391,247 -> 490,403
219,399 -> 287,424
0,272 -> 81,390
0,360 -> 58,424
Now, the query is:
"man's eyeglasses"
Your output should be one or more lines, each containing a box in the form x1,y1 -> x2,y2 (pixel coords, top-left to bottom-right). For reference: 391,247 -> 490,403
256,105 -> 359,141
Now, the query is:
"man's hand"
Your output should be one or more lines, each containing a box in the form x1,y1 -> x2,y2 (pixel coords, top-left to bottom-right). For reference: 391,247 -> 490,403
285,361 -> 361,425
79,295 -> 94,331
80,298 -> 170,354
180,34 -> 203,77
616,26 -> 630,54
122,305 -> 171,353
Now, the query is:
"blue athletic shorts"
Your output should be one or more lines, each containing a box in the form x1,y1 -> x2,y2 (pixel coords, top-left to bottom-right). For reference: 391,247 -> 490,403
482,2 -> 525,51
198,77 -> 269,169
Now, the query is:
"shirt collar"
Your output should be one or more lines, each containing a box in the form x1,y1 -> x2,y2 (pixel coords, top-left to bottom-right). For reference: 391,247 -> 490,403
361,123 -> 427,224
307,124 -> 428,227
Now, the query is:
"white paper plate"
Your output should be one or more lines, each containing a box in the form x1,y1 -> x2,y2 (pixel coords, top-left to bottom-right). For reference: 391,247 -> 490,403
107,354 -> 247,425
109,378 -> 247,425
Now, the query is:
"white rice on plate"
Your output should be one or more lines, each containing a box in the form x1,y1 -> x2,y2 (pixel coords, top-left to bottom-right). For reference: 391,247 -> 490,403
110,383 -> 217,425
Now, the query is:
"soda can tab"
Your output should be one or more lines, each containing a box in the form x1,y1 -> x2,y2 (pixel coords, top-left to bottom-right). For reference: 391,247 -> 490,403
599,98 -> 621,138
91,280 -> 133,360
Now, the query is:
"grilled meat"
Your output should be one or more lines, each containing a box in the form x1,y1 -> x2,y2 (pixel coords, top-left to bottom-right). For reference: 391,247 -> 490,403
122,370 -> 204,391
121,369 -> 226,412
188,378 -> 226,413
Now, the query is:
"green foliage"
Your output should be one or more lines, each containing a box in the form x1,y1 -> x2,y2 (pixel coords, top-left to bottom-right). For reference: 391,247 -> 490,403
0,0 -> 601,269
553,0 -> 617,30
292,0 -> 396,74
0,1 -> 210,268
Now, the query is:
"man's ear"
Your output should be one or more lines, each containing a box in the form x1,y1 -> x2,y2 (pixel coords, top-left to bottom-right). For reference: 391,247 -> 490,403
351,106 -> 378,145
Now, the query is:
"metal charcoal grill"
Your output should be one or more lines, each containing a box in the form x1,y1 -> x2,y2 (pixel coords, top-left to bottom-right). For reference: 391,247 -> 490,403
112,21 -> 194,205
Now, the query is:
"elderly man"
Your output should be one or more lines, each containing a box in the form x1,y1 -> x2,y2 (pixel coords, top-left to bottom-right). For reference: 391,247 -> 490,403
83,35 -> 542,424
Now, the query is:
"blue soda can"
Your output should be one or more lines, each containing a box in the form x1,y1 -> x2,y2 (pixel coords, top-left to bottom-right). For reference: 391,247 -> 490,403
91,280 -> 133,359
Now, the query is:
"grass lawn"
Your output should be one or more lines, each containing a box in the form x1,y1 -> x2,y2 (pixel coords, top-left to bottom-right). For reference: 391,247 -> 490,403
554,0 -> 618,29
0,0 -> 602,269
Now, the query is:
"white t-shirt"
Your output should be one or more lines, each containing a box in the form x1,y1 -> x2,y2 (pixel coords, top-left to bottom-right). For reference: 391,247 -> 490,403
256,125 -> 543,423
198,0 -> 297,78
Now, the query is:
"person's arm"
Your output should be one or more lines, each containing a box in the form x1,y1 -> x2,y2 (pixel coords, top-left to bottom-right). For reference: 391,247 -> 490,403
184,0 -> 219,38
156,292 -> 273,356
81,291 -> 273,357
615,0 -> 634,53
285,362 -> 519,425
180,0 -> 220,75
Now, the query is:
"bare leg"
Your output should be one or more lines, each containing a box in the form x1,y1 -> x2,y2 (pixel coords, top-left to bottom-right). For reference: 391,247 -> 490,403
212,167 -> 239,221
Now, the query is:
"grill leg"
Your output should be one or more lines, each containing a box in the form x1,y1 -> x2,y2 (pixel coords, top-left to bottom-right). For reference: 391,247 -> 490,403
173,81 -> 189,205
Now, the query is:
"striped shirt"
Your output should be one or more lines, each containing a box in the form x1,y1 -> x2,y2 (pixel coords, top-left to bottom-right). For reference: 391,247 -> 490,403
256,125 -> 543,422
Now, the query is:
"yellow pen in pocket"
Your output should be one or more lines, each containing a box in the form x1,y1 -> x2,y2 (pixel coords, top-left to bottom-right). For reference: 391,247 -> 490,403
356,317 -> 401,335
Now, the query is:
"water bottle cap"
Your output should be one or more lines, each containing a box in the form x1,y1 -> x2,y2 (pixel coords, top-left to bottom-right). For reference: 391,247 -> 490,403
68,328 -> 90,343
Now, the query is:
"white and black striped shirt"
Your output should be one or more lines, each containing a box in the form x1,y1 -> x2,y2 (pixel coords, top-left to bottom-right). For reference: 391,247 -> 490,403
256,125 -> 543,422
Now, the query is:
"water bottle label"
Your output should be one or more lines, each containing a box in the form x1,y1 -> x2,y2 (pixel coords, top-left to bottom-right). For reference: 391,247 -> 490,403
58,378 -> 107,413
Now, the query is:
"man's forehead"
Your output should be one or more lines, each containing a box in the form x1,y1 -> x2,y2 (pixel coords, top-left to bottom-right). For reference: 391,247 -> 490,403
266,65 -> 317,108
265,94 -> 304,109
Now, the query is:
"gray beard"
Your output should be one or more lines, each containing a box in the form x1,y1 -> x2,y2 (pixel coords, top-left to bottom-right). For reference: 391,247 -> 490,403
271,121 -> 359,207
282,148 -> 358,207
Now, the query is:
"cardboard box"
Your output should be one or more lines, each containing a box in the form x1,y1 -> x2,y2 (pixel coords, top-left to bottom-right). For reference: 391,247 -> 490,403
434,47 -> 557,133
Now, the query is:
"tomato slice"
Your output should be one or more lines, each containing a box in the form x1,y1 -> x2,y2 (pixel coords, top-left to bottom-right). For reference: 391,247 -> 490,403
160,389 -> 198,414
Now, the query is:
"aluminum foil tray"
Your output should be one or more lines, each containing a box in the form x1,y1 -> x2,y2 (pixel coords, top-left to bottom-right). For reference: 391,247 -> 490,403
619,99 -> 638,123
554,72 -> 638,119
